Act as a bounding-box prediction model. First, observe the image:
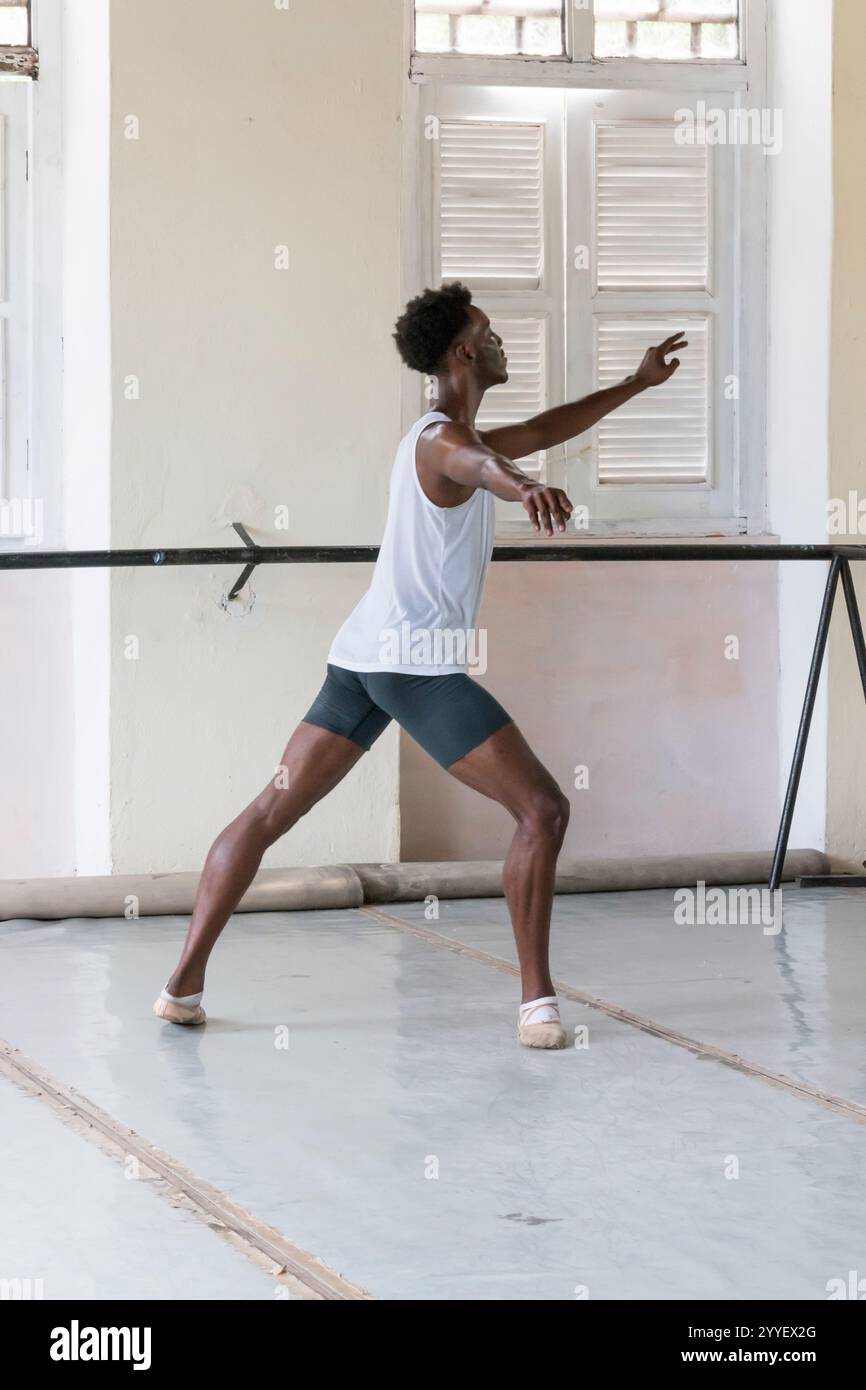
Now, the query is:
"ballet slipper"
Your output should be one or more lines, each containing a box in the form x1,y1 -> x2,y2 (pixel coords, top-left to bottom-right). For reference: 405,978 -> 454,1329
517,996 -> 567,1050
152,996 -> 207,1026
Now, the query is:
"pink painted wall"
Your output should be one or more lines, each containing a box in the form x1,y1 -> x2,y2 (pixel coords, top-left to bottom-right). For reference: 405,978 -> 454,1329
399,561 -> 780,861
0,572 -> 76,877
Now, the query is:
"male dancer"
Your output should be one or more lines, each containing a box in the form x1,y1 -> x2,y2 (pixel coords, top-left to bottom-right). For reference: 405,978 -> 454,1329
155,283 -> 685,1048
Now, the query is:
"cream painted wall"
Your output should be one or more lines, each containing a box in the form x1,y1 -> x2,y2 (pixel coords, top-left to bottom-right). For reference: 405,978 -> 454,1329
827,0 -> 866,868
108,0 -> 404,872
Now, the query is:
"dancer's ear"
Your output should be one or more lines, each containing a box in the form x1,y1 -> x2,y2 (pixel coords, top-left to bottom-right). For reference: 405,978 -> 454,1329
454,338 -> 476,367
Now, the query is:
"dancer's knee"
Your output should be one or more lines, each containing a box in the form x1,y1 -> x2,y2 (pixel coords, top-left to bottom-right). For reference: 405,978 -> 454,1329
209,793 -> 296,860
517,787 -> 570,848
251,789 -> 302,847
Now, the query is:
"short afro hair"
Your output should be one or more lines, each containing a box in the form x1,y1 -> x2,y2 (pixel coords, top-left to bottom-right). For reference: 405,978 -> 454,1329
393,282 -> 473,374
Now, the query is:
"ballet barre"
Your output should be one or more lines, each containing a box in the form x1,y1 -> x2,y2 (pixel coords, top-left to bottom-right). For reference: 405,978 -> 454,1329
4,536 -> 866,892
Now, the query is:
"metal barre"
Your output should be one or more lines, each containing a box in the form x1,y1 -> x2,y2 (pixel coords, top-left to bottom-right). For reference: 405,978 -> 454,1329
5,538 -> 866,892
3,542 -> 866,568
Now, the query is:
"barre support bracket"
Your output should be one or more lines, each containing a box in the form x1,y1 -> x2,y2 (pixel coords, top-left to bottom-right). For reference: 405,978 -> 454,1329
227,522 -> 259,602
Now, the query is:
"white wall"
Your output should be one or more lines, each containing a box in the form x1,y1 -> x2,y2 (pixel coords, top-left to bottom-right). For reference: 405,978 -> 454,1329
62,0 -> 112,874
0,0 -> 77,879
766,0 -> 833,851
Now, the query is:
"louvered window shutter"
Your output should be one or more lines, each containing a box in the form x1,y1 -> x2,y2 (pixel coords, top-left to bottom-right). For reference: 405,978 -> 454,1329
595,122 -> 709,292
437,120 -> 544,290
475,317 -> 547,471
596,316 -> 709,484
593,119 -> 712,487
423,90 -> 740,529
435,118 -> 550,469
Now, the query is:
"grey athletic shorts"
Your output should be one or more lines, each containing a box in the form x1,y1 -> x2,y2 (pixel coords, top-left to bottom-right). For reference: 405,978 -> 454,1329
303,663 -> 513,769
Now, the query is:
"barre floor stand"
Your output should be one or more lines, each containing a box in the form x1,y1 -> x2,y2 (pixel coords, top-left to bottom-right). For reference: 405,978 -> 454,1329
772,554 -> 866,892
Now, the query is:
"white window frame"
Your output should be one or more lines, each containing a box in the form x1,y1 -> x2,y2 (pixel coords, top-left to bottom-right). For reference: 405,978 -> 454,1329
402,0 -> 768,537
0,0 -> 61,547
411,0 -> 759,92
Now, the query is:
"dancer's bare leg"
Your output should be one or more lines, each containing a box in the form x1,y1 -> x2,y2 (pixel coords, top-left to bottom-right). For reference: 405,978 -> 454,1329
165,723 -> 364,998
446,722 -> 570,1005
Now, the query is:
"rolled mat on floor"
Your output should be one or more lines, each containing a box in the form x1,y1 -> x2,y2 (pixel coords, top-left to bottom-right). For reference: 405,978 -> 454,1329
0,850 -> 830,921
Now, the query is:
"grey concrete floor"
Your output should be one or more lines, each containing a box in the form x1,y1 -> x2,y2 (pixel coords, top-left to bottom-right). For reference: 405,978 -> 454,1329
1,887 -> 865,1300
0,1080 -> 277,1300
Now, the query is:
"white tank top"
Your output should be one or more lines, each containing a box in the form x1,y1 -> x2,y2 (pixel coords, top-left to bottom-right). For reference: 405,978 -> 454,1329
328,410 -> 496,676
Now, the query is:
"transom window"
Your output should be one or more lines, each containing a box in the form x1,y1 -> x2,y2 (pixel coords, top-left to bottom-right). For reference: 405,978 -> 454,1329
595,0 -> 740,61
0,2 -> 35,77
413,0 -> 741,62
0,2 -> 28,46
415,2 -> 566,58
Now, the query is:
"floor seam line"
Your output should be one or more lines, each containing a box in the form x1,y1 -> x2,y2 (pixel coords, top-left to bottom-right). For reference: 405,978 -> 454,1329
359,904 -> 866,1125
0,1038 -> 374,1301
